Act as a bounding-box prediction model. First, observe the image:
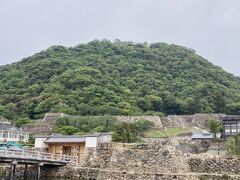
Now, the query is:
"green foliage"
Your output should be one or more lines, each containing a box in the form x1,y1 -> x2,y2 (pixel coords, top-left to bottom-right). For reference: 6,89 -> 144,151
55,116 -> 120,133
112,120 -> 154,143
227,137 -> 237,156
145,128 -> 191,138
55,116 -> 153,143
134,120 -> 155,132
206,119 -> 223,139
221,173 -> 230,180
112,122 -> 139,143
15,118 -> 31,128
226,135 -> 240,156
234,135 -> 240,155
1,40 -> 240,119
53,126 -> 80,135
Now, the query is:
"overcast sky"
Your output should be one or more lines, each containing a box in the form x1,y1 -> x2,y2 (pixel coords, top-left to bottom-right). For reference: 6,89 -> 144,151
0,0 -> 240,76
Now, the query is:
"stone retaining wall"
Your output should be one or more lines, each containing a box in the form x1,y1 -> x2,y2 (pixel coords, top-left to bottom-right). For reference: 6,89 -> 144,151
189,156 -> 240,174
39,166 -> 240,180
161,114 -> 225,128
2,165 -> 240,180
116,116 -> 163,129
21,123 -> 53,134
21,113 -> 227,134
84,142 -> 189,173
0,165 -> 37,179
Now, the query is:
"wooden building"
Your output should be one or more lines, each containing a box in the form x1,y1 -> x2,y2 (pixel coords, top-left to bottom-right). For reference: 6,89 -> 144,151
34,132 -> 112,163
222,115 -> 240,138
45,136 -> 85,163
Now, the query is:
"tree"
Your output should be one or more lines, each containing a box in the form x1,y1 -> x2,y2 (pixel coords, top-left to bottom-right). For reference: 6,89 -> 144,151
226,102 -> 240,115
227,137 -> 236,156
137,97 -> 151,112
1,40 -> 240,119
207,119 -> 223,139
53,126 -> 80,135
112,120 -> 154,143
112,122 -> 139,143
213,91 -> 226,113
15,118 -> 31,128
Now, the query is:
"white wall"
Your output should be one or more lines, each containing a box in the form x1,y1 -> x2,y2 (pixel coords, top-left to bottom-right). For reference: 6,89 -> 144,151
34,137 -> 49,148
99,134 -> 111,143
85,136 -> 97,148
0,132 -> 29,142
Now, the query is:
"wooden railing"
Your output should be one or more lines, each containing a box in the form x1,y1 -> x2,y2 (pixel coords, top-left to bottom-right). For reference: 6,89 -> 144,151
0,148 -> 78,164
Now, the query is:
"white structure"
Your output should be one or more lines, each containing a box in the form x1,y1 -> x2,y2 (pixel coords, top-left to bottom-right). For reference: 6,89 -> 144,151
99,132 -> 112,143
0,120 -> 29,142
34,132 -> 112,149
34,135 -> 49,148
85,135 -> 98,148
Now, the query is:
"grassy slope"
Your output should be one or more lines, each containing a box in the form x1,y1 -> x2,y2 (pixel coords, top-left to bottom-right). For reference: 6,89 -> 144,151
145,128 -> 192,138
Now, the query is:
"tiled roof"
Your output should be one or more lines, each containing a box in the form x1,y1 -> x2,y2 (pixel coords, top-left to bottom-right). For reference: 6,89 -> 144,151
191,130 -> 213,139
43,132 -> 112,143
192,133 -> 213,139
44,136 -> 86,143
0,123 -> 20,131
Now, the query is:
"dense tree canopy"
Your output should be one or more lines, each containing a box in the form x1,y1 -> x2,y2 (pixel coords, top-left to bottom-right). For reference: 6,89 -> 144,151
54,116 -> 154,142
0,40 -> 240,120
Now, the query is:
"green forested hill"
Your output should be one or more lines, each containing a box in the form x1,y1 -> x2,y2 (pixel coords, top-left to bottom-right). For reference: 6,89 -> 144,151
1,40 -> 240,120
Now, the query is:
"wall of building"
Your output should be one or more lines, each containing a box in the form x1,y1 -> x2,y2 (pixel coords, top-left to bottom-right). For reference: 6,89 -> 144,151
47,143 -> 85,163
0,131 -> 29,142
99,134 -> 112,143
85,136 -> 97,148
34,137 -> 48,148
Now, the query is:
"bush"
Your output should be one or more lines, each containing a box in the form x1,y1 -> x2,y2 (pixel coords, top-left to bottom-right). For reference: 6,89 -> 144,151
53,126 -> 80,135
222,173 -> 230,180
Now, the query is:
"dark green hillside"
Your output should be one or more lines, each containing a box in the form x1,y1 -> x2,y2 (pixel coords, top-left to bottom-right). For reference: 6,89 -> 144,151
1,40 -> 240,120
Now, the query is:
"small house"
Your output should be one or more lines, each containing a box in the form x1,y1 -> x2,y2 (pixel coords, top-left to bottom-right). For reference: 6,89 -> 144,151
222,115 -> 240,138
191,130 -> 214,141
0,119 -> 29,142
34,132 -> 112,163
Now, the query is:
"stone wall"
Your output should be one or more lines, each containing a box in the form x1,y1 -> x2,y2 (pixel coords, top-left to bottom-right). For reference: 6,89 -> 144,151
39,166 -> 240,180
189,155 -> 240,174
83,143 -> 113,168
117,114 -> 226,129
21,123 -> 53,134
83,142 -> 189,173
82,141 -> 240,178
40,166 -> 182,179
3,141 -> 240,180
2,164 -> 240,180
161,114 -> 226,128
21,113 -> 227,134
116,116 -> 163,129
108,148 -> 189,173
0,165 -> 38,179
21,113 -> 64,134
